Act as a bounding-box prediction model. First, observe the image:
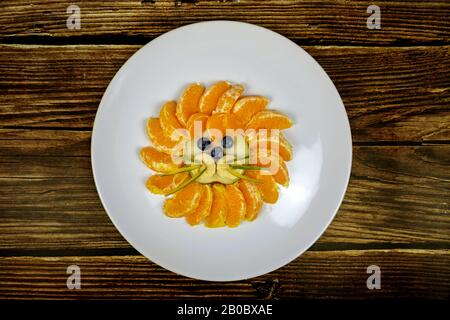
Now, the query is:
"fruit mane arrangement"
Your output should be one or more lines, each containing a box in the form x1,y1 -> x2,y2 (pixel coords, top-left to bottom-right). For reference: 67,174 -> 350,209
140,81 -> 293,228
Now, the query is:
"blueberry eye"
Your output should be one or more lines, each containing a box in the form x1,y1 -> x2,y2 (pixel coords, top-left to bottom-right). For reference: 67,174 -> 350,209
222,136 -> 233,149
197,137 -> 211,151
210,147 -> 223,160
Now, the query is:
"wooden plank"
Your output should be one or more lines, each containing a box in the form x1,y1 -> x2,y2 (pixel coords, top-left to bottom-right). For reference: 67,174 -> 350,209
0,145 -> 448,250
0,45 -> 449,141
0,129 -> 91,157
0,1 -> 449,44
0,250 -> 448,299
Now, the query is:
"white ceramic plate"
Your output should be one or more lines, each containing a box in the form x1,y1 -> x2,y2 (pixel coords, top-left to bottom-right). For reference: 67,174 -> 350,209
92,21 -> 352,281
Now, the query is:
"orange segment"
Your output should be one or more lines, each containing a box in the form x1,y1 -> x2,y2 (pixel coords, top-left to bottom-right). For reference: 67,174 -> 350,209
199,81 -> 231,114
246,170 -> 279,204
145,172 -> 189,195
246,110 -> 293,130
272,158 -> 289,187
176,83 -> 205,126
262,156 -> 290,188
159,101 -> 184,141
205,184 -> 227,228
225,184 -> 246,227
140,146 -> 181,173
163,182 -> 203,218
279,133 -> 293,161
247,131 -> 293,162
186,113 -> 209,139
238,180 -> 263,221
214,84 -> 244,113
232,96 -> 269,126
254,154 -> 289,187
206,113 -> 243,138
186,184 -> 213,225
146,117 -> 181,154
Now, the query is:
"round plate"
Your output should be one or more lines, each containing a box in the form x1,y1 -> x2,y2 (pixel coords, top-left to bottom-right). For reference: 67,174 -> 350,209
92,21 -> 352,281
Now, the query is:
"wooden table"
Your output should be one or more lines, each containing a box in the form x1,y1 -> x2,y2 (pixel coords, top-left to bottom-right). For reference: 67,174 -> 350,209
0,1 -> 449,300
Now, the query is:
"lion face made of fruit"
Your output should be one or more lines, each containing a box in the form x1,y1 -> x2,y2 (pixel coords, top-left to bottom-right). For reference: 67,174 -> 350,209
140,81 -> 293,228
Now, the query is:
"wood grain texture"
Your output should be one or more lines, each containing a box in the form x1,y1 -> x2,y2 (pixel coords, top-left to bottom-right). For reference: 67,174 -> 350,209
0,1 -> 449,45
1,1 -> 449,299
0,45 -> 449,141
0,135 -> 448,251
0,250 -> 448,299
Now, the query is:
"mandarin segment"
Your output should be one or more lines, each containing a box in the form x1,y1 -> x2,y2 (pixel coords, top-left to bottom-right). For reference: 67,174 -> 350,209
214,84 -> 244,113
176,83 -> 205,126
246,170 -> 279,204
225,184 -> 247,227
272,158 -> 290,187
140,146 -> 181,173
254,154 -> 289,186
163,182 -> 203,218
186,184 -> 213,225
186,113 -> 209,139
232,96 -> 269,126
206,113 -> 243,138
159,100 -> 184,141
246,110 -> 293,130
247,131 -> 293,162
146,172 -> 189,195
204,184 -> 227,228
146,117 -> 181,154
238,180 -> 263,221
251,150 -> 289,188
199,81 -> 231,114
278,133 -> 293,161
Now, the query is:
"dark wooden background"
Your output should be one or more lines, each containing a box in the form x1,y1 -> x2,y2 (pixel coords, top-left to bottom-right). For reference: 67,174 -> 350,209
0,0 -> 449,299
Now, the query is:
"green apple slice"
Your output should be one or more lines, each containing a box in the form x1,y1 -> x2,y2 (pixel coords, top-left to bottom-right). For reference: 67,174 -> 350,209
182,139 -> 202,164
191,153 -> 216,184
232,134 -> 249,161
216,155 -> 242,184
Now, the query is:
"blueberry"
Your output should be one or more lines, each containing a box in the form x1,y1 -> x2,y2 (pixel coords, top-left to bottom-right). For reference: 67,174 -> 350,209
222,136 -> 233,149
210,147 -> 223,160
197,137 -> 211,151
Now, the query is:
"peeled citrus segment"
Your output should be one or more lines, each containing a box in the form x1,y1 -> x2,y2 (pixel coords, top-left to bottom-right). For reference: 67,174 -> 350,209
199,81 -> 231,114
147,117 -> 181,154
247,131 -> 293,162
160,101 -> 184,141
191,153 -> 216,184
186,113 -> 209,139
163,182 -> 203,218
246,170 -> 279,204
238,180 -> 263,221
186,184 -> 213,225
258,156 -> 290,188
176,83 -> 205,127
272,158 -> 290,187
232,96 -> 269,126
140,146 -> 181,173
146,172 -> 189,195
225,184 -> 246,227
205,184 -> 227,228
206,113 -> 243,137
278,133 -> 293,161
214,84 -> 244,114
251,153 -> 289,187
246,110 -> 293,130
